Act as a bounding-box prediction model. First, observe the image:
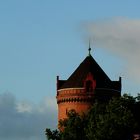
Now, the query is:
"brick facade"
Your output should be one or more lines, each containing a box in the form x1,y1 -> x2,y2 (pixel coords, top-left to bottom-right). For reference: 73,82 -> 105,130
57,88 -> 94,121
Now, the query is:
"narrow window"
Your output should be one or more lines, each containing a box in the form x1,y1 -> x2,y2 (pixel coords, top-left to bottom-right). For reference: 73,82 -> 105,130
86,80 -> 93,92
66,108 -> 68,115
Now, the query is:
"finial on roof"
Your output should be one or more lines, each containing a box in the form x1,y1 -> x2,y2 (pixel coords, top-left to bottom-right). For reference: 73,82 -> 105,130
88,39 -> 91,56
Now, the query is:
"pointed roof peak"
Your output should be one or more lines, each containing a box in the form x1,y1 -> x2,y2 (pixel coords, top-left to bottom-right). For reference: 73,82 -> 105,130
60,54 -> 111,89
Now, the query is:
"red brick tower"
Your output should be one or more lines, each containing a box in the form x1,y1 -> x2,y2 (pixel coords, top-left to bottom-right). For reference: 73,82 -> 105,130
56,47 -> 121,123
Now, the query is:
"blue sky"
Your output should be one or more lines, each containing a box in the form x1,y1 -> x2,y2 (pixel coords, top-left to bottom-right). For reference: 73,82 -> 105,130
1,0 -> 140,101
1,0 -> 140,139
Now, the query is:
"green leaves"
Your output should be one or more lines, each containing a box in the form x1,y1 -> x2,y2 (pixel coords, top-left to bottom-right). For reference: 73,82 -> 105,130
86,95 -> 137,140
45,128 -> 60,140
45,94 -> 140,140
60,110 -> 87,140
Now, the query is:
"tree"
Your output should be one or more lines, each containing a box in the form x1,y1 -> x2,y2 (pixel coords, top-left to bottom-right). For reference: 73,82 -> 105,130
59,109 -> 87,140
45,94 -> 140,140
86,95 -> 137,140
45,110 -> 87,140
45,128 -> 60,140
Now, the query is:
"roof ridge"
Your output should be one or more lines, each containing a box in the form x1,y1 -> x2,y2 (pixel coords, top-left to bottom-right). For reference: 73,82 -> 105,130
60,55 -> 112,89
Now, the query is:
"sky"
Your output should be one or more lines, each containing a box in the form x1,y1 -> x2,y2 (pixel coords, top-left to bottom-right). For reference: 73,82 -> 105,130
1,0 -> 140,139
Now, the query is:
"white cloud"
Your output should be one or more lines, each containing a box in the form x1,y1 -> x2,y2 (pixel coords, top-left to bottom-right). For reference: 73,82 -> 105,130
84,17 -> 140,84
16,101 -> 32,113
37,96 -> 57,113
0,92 -> 57,140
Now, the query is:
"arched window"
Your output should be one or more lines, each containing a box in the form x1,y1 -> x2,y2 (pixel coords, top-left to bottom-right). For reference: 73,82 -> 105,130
86,80 -> 93,92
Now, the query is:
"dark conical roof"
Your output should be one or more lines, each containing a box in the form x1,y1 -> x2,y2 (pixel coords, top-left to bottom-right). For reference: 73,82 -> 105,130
61,55 -> 112,89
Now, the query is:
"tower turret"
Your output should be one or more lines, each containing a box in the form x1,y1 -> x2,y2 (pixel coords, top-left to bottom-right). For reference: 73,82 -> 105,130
56,49 -> 121,125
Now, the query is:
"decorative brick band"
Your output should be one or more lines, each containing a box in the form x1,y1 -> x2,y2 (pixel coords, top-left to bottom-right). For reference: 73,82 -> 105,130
57,97 -> 94,104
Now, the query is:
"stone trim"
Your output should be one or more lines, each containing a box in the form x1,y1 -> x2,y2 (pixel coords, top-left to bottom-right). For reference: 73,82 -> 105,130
57,88 -> 84,92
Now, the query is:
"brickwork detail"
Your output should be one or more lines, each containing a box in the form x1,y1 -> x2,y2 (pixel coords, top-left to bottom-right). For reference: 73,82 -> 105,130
57,88 -> 94,121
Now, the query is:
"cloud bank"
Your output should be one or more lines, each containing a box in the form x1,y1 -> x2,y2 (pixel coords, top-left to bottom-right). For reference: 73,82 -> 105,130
0,92 -> 57,140
85,17 -> 140,84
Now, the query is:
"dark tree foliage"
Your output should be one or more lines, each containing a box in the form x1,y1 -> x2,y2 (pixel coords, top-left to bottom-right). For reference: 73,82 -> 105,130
45,129 -> 60,140
45,94 -> 140,140
45,110 -> 87,140
59,109 -> 88,140
86,95 -> 137,140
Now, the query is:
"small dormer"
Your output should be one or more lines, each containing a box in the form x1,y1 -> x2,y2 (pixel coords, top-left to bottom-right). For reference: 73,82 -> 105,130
84,72 -> 96,92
